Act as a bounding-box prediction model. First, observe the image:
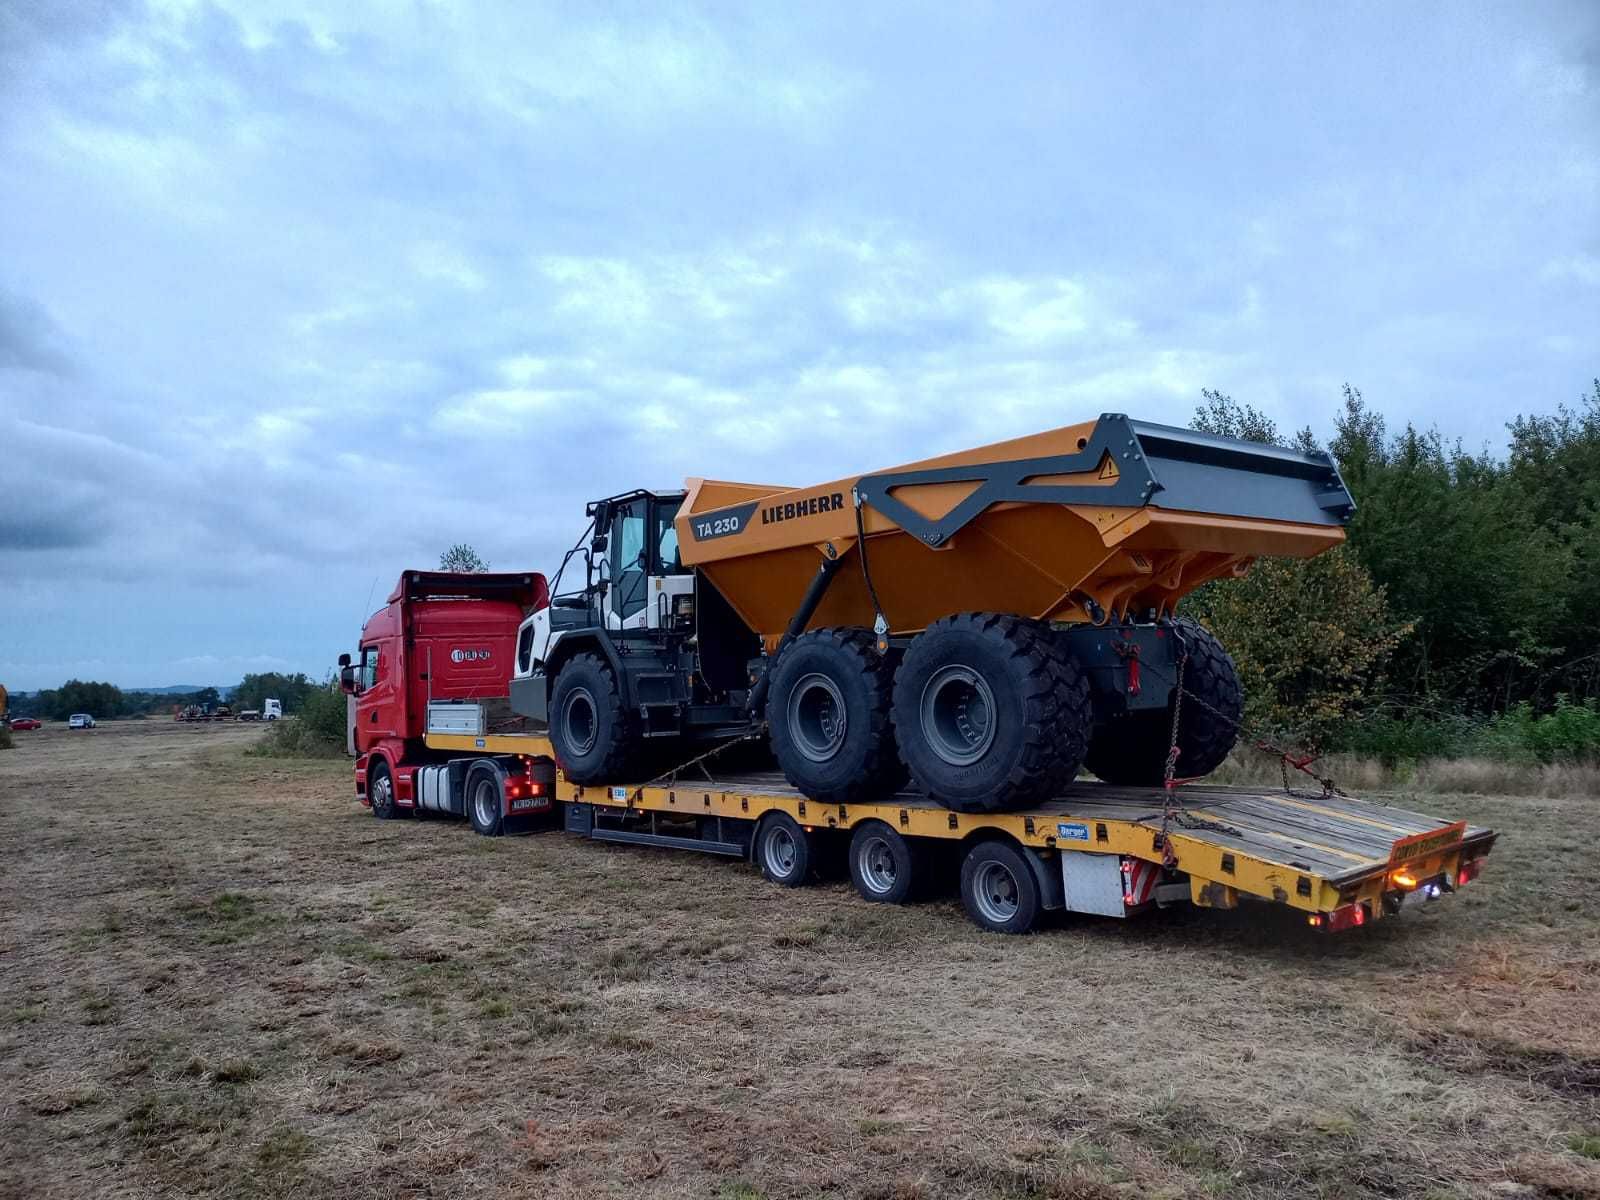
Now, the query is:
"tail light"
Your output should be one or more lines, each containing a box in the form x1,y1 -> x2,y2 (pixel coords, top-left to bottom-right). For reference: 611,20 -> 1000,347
1457,857 -> 1485,887
1319,901 -> 1369,932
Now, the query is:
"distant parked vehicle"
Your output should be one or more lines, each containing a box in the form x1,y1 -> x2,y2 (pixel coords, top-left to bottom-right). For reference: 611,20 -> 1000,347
9,717 -> 41,731
237,709 -> 262,722
263,699 -> 283,721
68,714 -> 96,729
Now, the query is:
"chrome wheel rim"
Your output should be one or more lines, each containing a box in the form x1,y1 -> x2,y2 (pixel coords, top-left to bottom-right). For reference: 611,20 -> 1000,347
472,778 -> 497,828
787,672 -> 847,763
763,826 -> 799,878
858,835 -> 897,895
973,860 -> 1020,924
921,664 -> 996,766
562,687 -> 598,756
371,773 -> 392,814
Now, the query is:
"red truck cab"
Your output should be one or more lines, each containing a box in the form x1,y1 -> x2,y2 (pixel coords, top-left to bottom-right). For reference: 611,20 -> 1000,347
343,571 -> 548,816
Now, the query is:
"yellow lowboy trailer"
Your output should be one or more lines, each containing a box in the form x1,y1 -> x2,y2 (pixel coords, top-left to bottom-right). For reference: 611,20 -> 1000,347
423,730 -> 1494,935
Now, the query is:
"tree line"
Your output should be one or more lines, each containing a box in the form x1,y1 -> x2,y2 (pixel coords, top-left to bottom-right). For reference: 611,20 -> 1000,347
10,672 -> 325,722
1191,379 -> 1600,762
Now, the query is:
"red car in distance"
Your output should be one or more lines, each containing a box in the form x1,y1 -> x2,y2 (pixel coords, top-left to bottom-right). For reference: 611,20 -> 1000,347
8,718 -> 42,731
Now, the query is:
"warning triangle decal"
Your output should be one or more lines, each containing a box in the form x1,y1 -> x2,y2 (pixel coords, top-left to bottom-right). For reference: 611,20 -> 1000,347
1097,454 -> 1120,481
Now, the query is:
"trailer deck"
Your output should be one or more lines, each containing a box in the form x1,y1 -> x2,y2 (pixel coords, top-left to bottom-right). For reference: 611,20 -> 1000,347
421,731 -> 1495,930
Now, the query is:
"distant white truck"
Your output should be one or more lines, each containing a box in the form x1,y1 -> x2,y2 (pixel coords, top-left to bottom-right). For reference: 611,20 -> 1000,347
263,698 -> 283,721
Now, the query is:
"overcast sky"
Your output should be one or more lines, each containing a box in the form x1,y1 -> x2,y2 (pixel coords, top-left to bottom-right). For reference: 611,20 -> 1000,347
1,1 -> 1596,691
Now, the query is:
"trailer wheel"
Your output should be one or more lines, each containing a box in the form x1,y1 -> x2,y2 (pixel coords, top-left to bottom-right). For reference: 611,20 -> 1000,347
368,759 -> 399,820
755,812 -> 812,887
959,840 -> 1041,934
1085,619 -> 1242,785
848,820 -> 921,904
767,628 -> 905,804
893,614 -> 1090,812
550,653 -> 641,783
467,767 -> 504,837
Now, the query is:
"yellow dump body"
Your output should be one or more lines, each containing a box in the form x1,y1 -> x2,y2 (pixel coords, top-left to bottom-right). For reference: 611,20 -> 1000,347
677,414 -> 1354,647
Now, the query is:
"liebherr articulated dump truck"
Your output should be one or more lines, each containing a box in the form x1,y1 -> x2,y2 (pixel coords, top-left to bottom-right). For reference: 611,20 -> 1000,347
341,414 -> 1495,934
508,413 -> 1350,812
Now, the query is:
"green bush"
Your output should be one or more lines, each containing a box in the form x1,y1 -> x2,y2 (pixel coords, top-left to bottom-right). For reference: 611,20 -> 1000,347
1477,697 -> 1600,765
1329,697 -> 1600,766
1331,711 -> 1476,766
247,681 -> 348,759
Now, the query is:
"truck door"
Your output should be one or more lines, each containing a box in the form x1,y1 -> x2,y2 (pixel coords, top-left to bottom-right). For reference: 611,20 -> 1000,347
607,501 -> 650,630
646,496 -> 695,631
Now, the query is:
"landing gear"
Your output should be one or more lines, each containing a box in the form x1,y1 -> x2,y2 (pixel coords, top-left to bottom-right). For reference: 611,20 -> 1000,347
892,613 -> 1091,812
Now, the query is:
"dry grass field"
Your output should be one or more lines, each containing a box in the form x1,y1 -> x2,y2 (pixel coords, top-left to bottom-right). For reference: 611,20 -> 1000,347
1,721 -> 1597,1200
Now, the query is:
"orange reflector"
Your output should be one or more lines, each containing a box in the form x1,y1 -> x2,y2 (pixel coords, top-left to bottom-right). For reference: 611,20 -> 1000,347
1307,913 -> 1324,928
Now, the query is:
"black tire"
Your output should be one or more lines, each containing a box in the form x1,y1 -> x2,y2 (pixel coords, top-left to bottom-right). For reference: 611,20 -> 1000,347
848,820 -> 921,904
767,628 -> 906,804
368,758 -> 399,820
1084,619 -> 1242,786
549,653 -> 642,783
892,613 -> 1091,813
754,812 -> 812,887
467,768 -> 504,837
959,840 -> 1041,934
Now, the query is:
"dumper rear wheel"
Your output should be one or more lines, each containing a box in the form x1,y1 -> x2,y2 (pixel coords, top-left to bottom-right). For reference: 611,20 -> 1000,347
768,628 -> 905,804
893,613 -> 1091,812
1085,618 -> 1242,785
550,653 -> 642,783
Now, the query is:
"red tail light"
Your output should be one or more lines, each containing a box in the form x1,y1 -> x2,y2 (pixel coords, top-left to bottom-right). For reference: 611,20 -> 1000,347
1457,857 -> 1484,887
1323,901 -> 1370,932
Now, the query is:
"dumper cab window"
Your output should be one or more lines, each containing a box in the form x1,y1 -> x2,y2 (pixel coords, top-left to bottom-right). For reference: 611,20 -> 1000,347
609,503 -> 648,621
654,496 -> 683,574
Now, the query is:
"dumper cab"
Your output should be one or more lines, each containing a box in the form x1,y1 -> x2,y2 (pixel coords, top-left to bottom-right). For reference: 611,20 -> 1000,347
508,489 -> 761,776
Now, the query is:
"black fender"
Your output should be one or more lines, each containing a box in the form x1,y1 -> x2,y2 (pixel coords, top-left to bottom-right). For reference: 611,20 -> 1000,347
543,629 -> 632,704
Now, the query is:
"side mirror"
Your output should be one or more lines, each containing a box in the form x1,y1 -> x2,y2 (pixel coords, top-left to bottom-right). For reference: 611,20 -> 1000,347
337,653 -> 352,668
591,499 -> 612,533
339,665 -> 359,695
591,533 -> 608,554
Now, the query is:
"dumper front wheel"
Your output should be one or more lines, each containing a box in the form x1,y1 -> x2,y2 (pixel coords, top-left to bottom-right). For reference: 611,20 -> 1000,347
1085,618 -> 1242,785
894,613 -> 1090,812
767,628 -> 905,804
550,654 -> 642,783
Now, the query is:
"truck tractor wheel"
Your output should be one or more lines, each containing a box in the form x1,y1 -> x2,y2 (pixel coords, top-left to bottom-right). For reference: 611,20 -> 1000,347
1085,618 -> 1242,786
755,812 -> 812,887
893,613 -> 1091,813
767,628 -> 905,805
550,653 -> 642,783
368,759 -> 399,820
959,839 -> 1042,934
848,820 -> 922,904
467,768 -> 504,837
